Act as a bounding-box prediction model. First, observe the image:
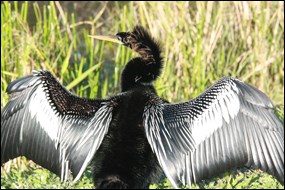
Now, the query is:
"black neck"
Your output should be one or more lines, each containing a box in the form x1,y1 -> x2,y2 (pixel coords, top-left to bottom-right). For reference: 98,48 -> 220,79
120,26 -> 163,92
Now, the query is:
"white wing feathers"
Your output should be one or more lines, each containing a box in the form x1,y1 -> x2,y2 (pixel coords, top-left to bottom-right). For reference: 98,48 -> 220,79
1,70 -> 113,182
143,77 -> 284,188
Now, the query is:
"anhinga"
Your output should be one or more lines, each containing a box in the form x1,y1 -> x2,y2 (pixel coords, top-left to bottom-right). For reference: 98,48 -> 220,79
1,26 -> 284,189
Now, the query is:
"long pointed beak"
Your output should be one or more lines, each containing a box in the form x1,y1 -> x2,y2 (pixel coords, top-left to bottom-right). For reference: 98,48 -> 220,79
89,35 -> 123,44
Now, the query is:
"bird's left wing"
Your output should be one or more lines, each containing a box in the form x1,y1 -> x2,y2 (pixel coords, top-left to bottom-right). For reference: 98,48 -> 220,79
143,77 -> 284,188
1,70 -> 113,182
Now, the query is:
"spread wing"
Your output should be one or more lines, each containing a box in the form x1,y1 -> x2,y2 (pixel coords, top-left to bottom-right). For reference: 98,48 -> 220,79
143,77 -> 284,188
1,70 -> 113,182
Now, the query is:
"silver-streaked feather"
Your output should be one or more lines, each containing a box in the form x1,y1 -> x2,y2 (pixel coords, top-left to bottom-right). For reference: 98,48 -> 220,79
1,70 -> 113,182
143,77 -> 284,188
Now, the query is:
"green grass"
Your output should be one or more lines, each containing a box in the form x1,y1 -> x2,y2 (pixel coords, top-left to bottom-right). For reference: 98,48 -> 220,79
1,1 -> 284,189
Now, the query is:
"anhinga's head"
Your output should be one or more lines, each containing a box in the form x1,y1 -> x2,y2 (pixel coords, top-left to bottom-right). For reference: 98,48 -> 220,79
90,25 -> 163,92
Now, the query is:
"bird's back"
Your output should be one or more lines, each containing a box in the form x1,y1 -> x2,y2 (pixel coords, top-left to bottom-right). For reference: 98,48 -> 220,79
92,86 -> 163,189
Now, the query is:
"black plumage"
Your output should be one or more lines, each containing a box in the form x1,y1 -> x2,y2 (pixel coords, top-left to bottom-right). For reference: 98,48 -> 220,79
1,25 -> 284,189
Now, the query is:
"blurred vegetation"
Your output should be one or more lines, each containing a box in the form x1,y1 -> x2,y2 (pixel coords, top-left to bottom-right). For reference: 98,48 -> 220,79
1,1 -> 284,189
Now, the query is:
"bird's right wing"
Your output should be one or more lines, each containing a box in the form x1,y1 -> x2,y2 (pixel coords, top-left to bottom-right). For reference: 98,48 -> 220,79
1,70 -> 113,182
143,77 -> 284,188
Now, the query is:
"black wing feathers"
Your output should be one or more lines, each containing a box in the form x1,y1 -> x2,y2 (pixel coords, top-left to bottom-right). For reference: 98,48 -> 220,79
144,77 -> 284,187
1,70 -> 112,182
